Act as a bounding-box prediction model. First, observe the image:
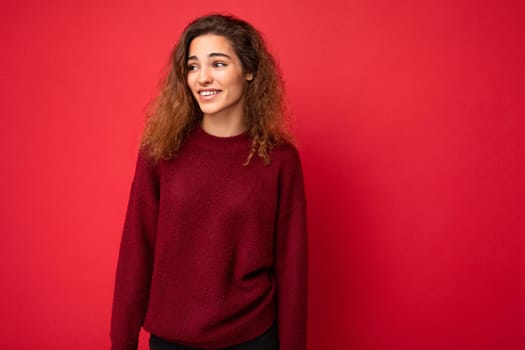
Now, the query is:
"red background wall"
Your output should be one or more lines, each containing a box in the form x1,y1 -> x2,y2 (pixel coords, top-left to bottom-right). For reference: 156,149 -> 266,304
1,0 -> 524,349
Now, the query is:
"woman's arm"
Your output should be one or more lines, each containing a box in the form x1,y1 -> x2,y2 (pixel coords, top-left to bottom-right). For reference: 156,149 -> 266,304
274,147 -> 308,350
110,149 -> 160,350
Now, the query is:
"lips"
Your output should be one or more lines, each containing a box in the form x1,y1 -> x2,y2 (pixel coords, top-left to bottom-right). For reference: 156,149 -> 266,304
198,89 -> 222,100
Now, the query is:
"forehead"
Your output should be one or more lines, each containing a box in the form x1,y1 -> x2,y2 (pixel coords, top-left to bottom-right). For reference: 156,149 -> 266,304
187,34 -> 235,58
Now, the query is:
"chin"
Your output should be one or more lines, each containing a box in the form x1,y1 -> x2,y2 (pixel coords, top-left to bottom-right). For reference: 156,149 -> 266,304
199,107 -> 221,115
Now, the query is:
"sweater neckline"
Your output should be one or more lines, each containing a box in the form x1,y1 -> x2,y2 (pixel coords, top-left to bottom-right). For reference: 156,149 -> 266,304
190,125 -> 251,153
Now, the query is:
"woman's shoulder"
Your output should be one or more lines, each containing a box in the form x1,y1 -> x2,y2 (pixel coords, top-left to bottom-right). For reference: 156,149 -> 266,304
135,144 -> 162,176
270,140 -> 303,167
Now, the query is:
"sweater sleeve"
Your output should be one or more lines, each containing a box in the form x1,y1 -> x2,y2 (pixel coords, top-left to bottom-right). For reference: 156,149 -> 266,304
110,149 -> 159,350
274,147 -> 308,350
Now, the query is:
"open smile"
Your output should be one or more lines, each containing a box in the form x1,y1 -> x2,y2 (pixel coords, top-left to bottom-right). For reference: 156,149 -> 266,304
198,89 -> 222,100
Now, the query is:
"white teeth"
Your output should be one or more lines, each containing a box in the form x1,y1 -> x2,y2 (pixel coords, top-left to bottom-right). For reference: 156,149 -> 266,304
200,90 -> 220,96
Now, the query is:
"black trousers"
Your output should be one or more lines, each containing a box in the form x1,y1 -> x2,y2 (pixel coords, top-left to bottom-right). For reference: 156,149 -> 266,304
149,322 -> 279,350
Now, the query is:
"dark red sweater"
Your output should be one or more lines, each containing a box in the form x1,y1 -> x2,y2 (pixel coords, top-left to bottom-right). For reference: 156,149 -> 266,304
110,126 -> 308,350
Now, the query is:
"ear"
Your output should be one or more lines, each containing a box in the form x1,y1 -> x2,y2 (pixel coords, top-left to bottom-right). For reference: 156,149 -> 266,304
246,72 -> 254,81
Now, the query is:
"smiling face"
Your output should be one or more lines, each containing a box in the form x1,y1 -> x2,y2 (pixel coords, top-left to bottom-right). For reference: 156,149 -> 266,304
186,34 -> 253,124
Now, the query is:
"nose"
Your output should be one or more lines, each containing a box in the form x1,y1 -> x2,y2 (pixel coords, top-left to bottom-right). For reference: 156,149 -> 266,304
198,66 -> 212,85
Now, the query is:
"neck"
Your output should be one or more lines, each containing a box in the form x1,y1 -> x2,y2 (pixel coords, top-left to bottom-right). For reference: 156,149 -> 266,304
201,116 -> 247,137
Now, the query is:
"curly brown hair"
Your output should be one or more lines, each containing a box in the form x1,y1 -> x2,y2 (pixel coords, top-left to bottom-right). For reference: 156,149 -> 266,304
139,14 -> 294,166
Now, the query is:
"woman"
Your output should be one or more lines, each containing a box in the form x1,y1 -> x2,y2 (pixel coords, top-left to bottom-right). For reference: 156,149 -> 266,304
110,14 -> 308,350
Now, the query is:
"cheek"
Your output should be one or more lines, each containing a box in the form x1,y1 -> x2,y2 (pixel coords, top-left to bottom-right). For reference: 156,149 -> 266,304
186,72 -> 199,89
224,74 -> 247,94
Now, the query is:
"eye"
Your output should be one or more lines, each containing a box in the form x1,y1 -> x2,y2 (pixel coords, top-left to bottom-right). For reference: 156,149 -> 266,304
187,64 -> 198,71
214,61 -> 227,68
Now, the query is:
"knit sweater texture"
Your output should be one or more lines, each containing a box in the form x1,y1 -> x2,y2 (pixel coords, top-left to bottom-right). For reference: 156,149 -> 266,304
110,125 -> 308,350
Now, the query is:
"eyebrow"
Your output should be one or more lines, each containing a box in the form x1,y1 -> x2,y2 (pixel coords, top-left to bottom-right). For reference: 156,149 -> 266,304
187,52 -> 232,61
